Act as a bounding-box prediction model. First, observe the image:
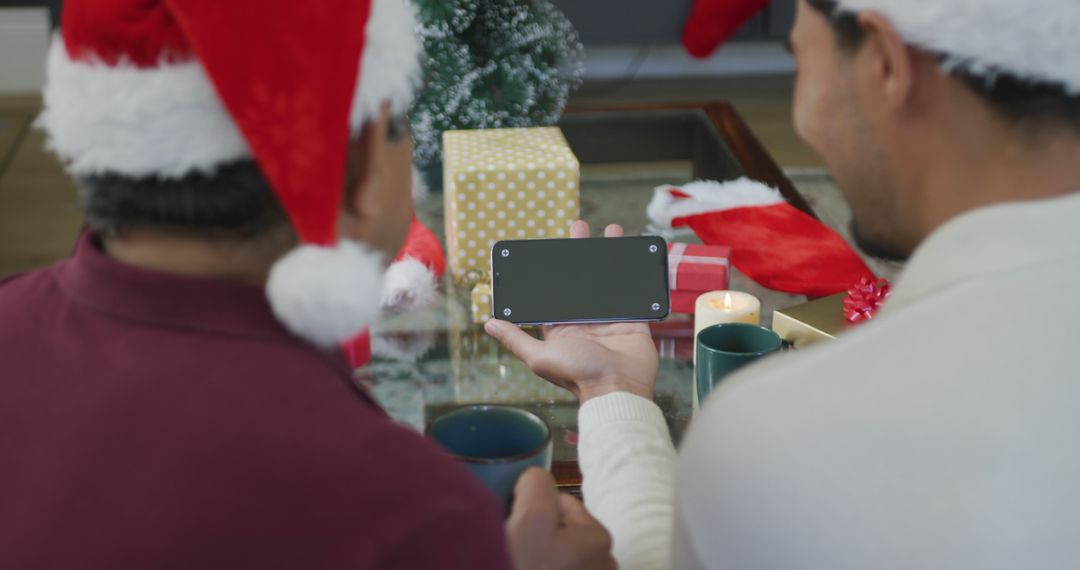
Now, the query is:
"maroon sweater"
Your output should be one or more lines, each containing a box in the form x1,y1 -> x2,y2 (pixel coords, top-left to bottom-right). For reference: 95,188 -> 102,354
0,234 -> 510,570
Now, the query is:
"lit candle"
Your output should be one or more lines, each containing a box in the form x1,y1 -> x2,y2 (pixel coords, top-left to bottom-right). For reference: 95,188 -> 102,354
693,291 -> 761,363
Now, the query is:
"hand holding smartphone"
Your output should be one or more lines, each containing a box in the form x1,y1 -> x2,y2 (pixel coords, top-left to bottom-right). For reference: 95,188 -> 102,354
490,235 -> 670,325
483,221 -> 662,404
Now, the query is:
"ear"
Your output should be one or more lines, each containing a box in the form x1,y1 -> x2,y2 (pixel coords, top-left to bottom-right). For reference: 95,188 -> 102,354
343,102 -> 392,218
855,11 -> 917,112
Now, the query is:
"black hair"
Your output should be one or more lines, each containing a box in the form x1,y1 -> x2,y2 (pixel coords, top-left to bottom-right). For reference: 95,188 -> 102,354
78,160 -> 286,238
806,0 -> 865,51
805,0 -> 1080,133
78,113 -> 411,238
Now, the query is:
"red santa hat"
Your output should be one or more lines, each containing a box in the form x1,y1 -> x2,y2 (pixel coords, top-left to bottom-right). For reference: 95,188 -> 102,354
648,178 -> 875,297
38,0 -> 422,349
684,0 -> 1080,96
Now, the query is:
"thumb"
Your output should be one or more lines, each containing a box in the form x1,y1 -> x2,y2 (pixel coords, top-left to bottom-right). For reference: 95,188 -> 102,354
557,493 -> 600,527
554,494 -> 616,569
506,468 -> 559,568
509,468 -> 559,529
485,319 -> 544,366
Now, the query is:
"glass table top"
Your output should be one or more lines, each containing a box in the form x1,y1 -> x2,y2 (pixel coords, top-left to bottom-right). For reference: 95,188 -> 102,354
356,161 -> 808,470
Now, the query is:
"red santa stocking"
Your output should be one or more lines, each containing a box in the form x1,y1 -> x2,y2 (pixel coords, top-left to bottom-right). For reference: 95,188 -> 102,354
648,178 -> 875,297
683,0 -> 772,58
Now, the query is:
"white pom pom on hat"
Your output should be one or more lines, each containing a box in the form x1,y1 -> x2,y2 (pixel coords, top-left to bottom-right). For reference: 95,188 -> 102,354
39,0 -> 421,349
267,240 -> 386,349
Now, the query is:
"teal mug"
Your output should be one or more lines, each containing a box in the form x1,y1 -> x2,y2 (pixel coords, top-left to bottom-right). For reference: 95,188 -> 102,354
696,323 -> 783,403
428,405 -> 553,508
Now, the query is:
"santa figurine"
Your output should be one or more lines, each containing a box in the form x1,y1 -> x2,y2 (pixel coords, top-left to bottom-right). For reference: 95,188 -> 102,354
342,166 -> 446,368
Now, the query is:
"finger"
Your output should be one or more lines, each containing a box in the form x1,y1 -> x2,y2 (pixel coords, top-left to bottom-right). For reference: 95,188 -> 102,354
570,220 -> 590,239
554,523 -> 615,566
603,224 -> 624,238
508,468 -> 559,534
557,493 -> 600,527
512,468 -> 558,509
484,319 -> 545,366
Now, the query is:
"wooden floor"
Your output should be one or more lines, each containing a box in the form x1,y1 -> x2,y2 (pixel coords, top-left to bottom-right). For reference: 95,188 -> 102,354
0,75 -> 820,278
0,93 -> 83,277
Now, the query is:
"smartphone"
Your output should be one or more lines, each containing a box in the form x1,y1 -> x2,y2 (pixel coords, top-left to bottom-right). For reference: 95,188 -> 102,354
490,236 -> 670,325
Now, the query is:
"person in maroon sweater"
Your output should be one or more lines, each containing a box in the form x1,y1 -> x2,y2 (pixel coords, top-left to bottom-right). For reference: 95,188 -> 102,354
0,0 -> 614,568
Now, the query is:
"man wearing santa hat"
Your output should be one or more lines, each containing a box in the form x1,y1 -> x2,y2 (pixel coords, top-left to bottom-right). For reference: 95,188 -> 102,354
485,0 -> 1080,568
0,0 -> 615,568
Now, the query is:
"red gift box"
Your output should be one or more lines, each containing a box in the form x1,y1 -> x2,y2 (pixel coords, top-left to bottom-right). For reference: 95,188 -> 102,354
667,243 -> 731,314
650,317 -> 696,360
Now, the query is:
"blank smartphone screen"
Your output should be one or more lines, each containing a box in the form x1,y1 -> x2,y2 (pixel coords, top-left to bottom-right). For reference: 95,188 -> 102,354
491,236 -> 670,325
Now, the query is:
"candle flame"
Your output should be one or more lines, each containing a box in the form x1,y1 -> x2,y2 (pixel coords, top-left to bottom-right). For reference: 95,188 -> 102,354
706,292 -> 738,311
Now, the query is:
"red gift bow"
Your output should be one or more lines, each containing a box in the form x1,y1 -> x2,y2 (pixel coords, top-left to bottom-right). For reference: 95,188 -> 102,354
843,277 -> 891,323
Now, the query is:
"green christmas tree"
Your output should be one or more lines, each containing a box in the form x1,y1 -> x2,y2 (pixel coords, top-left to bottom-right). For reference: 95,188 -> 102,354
409,0 -> 585,173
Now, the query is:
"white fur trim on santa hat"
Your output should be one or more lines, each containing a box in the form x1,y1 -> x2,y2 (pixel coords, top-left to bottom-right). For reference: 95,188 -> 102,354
266,239 -> 385,349
350,0 -> 422,126
835,0 -> 1080,95
646,178 -> 784,228
38,0 -> 421,178
380,256 -> 438,312
37,42 -> 250,178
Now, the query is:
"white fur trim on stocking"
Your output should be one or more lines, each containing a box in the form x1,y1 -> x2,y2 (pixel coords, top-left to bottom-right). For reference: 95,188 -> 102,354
266,240 -> 385,349
835,0 -> 1080,95
381,256 -> 438,311
646,178 -> 784,228
38,0 -> 421,177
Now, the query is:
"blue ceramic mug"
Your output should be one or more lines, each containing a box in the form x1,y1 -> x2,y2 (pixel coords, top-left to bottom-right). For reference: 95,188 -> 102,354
427,405 -> 553,507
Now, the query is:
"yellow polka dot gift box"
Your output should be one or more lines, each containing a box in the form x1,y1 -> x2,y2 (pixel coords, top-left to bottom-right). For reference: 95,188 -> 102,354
442,127 -> 581,284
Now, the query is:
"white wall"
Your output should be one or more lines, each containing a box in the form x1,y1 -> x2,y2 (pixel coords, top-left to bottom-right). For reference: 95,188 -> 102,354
0,8 -> 50,94
0,8 -> 793,93
583,42 -> 794,80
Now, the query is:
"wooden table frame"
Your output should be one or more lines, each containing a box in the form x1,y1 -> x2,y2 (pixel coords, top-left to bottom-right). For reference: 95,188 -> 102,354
562,101 -> 815,217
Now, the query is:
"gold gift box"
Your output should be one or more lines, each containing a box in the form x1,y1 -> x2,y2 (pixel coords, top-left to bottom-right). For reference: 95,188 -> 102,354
442,127 -> 581,284
771,293 -> 853,349
471,281 -> 493,324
